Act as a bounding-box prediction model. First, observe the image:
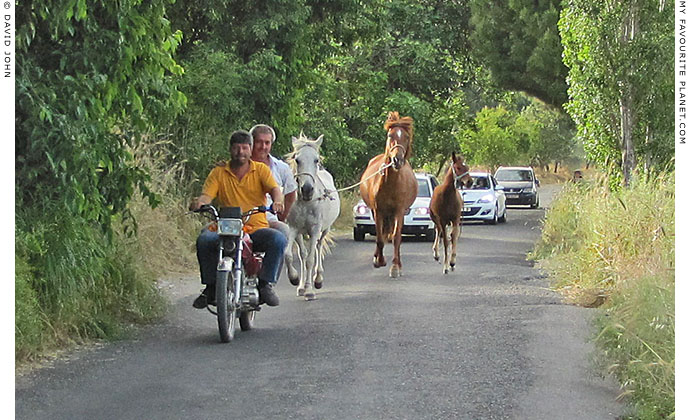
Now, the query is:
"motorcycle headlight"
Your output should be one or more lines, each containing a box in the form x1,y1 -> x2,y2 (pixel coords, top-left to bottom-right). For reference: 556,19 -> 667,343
413,207 -> 430,216
478,194 -> 494,203
217,218 -> 243,236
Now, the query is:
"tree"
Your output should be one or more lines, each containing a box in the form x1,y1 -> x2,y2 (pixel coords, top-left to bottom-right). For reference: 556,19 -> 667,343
16,0 -> 186,230
559,0 -> 674,185
463,106 -> 520,171
469,0 -> 569,109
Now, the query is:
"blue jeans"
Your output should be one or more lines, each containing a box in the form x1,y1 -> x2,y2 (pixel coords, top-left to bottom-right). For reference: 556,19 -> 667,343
196,227 -> 287,287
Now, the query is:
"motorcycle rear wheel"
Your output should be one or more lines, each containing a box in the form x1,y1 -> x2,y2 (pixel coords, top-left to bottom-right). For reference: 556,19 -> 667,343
216,270 -> 236,343
239,310 -> 255,331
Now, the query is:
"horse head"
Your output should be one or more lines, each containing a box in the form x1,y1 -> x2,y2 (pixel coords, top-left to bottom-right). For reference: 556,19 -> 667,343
451,152 -> 472,189
290,133 -> 324,202
384,111 -> 414,171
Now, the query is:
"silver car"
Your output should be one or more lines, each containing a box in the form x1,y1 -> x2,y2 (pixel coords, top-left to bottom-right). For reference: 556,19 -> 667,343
494,166 -> 540,208
353,173 -> 439,241
460,172 -> 507,224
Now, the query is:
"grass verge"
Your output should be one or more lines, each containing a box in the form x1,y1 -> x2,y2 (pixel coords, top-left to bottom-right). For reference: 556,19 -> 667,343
530,171 -> 674,419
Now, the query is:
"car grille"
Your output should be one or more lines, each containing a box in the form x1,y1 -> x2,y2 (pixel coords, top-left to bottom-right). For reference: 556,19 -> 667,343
505,188 -> 522,193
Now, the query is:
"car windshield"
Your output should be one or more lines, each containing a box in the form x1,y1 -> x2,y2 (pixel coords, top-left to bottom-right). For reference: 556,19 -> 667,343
496,169 -> 533,182
417,178 -> 431,197
469,176 -> 490,190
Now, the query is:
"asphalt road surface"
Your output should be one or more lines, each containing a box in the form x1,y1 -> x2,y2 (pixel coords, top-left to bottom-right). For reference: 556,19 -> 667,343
16,185 -> 625,420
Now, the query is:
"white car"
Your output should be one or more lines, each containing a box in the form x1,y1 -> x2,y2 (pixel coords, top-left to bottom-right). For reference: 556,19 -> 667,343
459,172 -> 507,224
353,173 -> 439,241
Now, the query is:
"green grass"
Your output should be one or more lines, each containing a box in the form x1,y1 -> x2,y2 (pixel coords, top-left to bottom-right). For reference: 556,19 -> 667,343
530,171 -> 675,419
15,140 -> 200,364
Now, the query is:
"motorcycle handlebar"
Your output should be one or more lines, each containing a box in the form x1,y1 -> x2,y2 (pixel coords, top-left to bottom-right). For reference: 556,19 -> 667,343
190,204 -> 275,219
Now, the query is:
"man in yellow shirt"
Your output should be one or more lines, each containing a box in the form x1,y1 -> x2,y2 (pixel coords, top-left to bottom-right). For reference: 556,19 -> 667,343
189,130 -> 287,308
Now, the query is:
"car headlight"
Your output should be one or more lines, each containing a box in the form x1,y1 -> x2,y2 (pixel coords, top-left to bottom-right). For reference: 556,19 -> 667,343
478,194 -> 494,203
523,187 -> 534,193
355,205 -> 369,215
413,207 -> 430,216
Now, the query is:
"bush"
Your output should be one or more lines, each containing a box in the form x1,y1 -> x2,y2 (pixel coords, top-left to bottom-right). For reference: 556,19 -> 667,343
531,171 -> 674,419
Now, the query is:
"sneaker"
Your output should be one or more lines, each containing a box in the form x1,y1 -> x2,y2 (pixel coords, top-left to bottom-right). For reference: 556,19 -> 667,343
259,283 -> 280,307
192,286 -> 216,309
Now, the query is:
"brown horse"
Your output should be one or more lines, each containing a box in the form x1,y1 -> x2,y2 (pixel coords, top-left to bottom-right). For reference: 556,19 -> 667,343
359,112 -> 418,278
429,152 -> 472,274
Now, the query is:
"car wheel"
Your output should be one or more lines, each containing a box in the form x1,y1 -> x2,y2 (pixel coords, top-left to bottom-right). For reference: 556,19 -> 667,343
498,208 -> 507,223
353,227 -> 365,241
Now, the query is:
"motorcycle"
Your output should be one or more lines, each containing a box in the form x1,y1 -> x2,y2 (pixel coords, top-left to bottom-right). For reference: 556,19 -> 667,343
191,204 -> 271,342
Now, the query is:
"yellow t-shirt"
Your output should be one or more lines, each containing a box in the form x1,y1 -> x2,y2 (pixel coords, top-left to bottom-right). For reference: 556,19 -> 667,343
201,160 -> 279,233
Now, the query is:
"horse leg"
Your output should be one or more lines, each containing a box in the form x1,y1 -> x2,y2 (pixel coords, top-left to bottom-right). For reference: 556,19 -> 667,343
432,217 -> 441,262
303,227 -> 320,301
285,229 -> 300,286
450,221 -> 460,271
390,216 -> 403,278
314,230 -> 327,289
442,222 -> 451,274
373,211 -> 386,268
295,234 -> 308,296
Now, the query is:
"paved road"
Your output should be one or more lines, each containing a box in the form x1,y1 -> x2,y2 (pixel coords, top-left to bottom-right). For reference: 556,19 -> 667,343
16,185 -> 625,419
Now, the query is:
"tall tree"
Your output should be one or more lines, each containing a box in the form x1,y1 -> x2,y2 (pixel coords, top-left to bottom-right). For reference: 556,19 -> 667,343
469,0 -> 569,109
559,0 -> 674,185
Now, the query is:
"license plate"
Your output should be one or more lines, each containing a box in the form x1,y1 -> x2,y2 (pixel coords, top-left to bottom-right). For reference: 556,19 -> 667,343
506,194 -> 519,199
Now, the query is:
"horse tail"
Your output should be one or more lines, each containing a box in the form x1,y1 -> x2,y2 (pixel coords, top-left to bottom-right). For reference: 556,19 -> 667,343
381,214 -> 396,241
320,229 -> 336,256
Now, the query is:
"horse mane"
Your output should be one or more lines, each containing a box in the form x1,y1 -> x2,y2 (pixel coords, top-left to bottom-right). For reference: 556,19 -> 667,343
284,132 -> 324,172
384,111 -> 415,140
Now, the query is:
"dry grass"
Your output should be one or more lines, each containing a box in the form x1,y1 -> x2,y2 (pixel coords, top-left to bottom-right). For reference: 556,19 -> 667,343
531,170 -> 675,418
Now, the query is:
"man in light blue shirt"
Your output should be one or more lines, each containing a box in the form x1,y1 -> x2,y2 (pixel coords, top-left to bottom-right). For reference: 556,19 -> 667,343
249,124 -> 298,240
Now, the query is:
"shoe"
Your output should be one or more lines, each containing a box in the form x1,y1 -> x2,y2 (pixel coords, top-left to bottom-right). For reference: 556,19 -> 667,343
259,283 -> 280,307
192,286 -> 216,309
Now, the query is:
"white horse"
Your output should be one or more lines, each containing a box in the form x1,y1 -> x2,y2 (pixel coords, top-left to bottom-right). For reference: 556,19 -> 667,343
284,133 -> 340,300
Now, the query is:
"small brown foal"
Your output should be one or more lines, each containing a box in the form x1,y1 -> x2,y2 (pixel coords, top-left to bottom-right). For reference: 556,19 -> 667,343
429,153 -> 472,273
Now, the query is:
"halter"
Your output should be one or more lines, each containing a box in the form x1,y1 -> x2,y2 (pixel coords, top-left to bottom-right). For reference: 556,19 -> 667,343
294,168 -> 337,201
386,142 -> 407,160
452,163 -> 470,188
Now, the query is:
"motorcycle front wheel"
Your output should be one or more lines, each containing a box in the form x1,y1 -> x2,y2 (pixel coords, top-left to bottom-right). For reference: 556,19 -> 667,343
216,270 -> 236,343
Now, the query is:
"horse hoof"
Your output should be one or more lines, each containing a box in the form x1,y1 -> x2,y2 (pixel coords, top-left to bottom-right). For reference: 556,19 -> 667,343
288,273 -> 299,286
297,288 -> 305,296
443,268 -> 449,274
389,266 -> 401,278
305,293 -> 316,301
314,281 -> 323,289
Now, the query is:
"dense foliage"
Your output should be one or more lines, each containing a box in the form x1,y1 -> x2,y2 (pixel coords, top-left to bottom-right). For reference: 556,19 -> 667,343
559,0 -> 674,183
469,0 -> 569,108
15,0 -> 185,357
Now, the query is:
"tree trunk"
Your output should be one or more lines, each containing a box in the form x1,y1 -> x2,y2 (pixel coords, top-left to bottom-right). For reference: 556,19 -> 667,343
620,95 -> 635,186
619,1 -> 639,187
